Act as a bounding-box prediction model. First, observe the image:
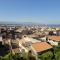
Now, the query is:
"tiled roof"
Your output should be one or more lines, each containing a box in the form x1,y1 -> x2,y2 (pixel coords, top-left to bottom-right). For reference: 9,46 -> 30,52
48,36 -> 60,41
32,42 -> 52,53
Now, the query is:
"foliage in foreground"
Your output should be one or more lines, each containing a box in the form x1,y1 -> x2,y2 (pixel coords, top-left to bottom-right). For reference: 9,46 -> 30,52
38,46 -> 60,60
38,51 -> 53,60
0,51 -> 36,60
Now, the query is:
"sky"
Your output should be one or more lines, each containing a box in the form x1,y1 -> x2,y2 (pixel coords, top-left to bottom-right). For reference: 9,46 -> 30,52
0,0 -> 60,24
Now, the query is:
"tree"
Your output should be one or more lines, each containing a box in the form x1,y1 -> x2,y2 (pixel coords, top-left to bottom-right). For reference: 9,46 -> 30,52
55,51 -> 60,60
28,50 -> 36,60
54,46 -> 60,60
0,53 -> 13,60
0,56 -> 2,60
38,51 -> 53,60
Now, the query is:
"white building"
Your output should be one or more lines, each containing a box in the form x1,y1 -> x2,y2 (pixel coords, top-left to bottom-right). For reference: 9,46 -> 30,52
48,36 -> 60,46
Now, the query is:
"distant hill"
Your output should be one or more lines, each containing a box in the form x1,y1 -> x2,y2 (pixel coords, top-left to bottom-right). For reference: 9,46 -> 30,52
0,22 -> 46,26
47,24 -> 60,27
0,21 -> 60,27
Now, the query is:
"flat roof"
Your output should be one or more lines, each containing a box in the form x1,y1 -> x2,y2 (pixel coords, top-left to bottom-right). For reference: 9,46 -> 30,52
31,38 -> 41,43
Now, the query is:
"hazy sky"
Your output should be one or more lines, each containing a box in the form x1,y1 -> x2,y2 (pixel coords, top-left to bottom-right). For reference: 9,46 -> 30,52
0,0 -> 60,24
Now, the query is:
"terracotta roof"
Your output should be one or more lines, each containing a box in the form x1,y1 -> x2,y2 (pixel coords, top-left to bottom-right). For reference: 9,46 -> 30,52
48,36 -> 60,41
32,42 -> 52,53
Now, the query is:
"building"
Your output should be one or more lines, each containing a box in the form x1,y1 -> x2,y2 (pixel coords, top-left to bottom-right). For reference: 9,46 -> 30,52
32,42 -> 53,54
48,36 -> 60,46
56,30 -> 60,36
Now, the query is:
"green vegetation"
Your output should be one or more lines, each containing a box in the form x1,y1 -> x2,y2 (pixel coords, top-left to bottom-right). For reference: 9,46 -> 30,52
54,46 -> 60,60
1,44 -> 60,60
0,53 -> 13,60
38,51 -> 53,60
55,51 -> 60,60
0,51 -> 36,60
38,45 -> 60,60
